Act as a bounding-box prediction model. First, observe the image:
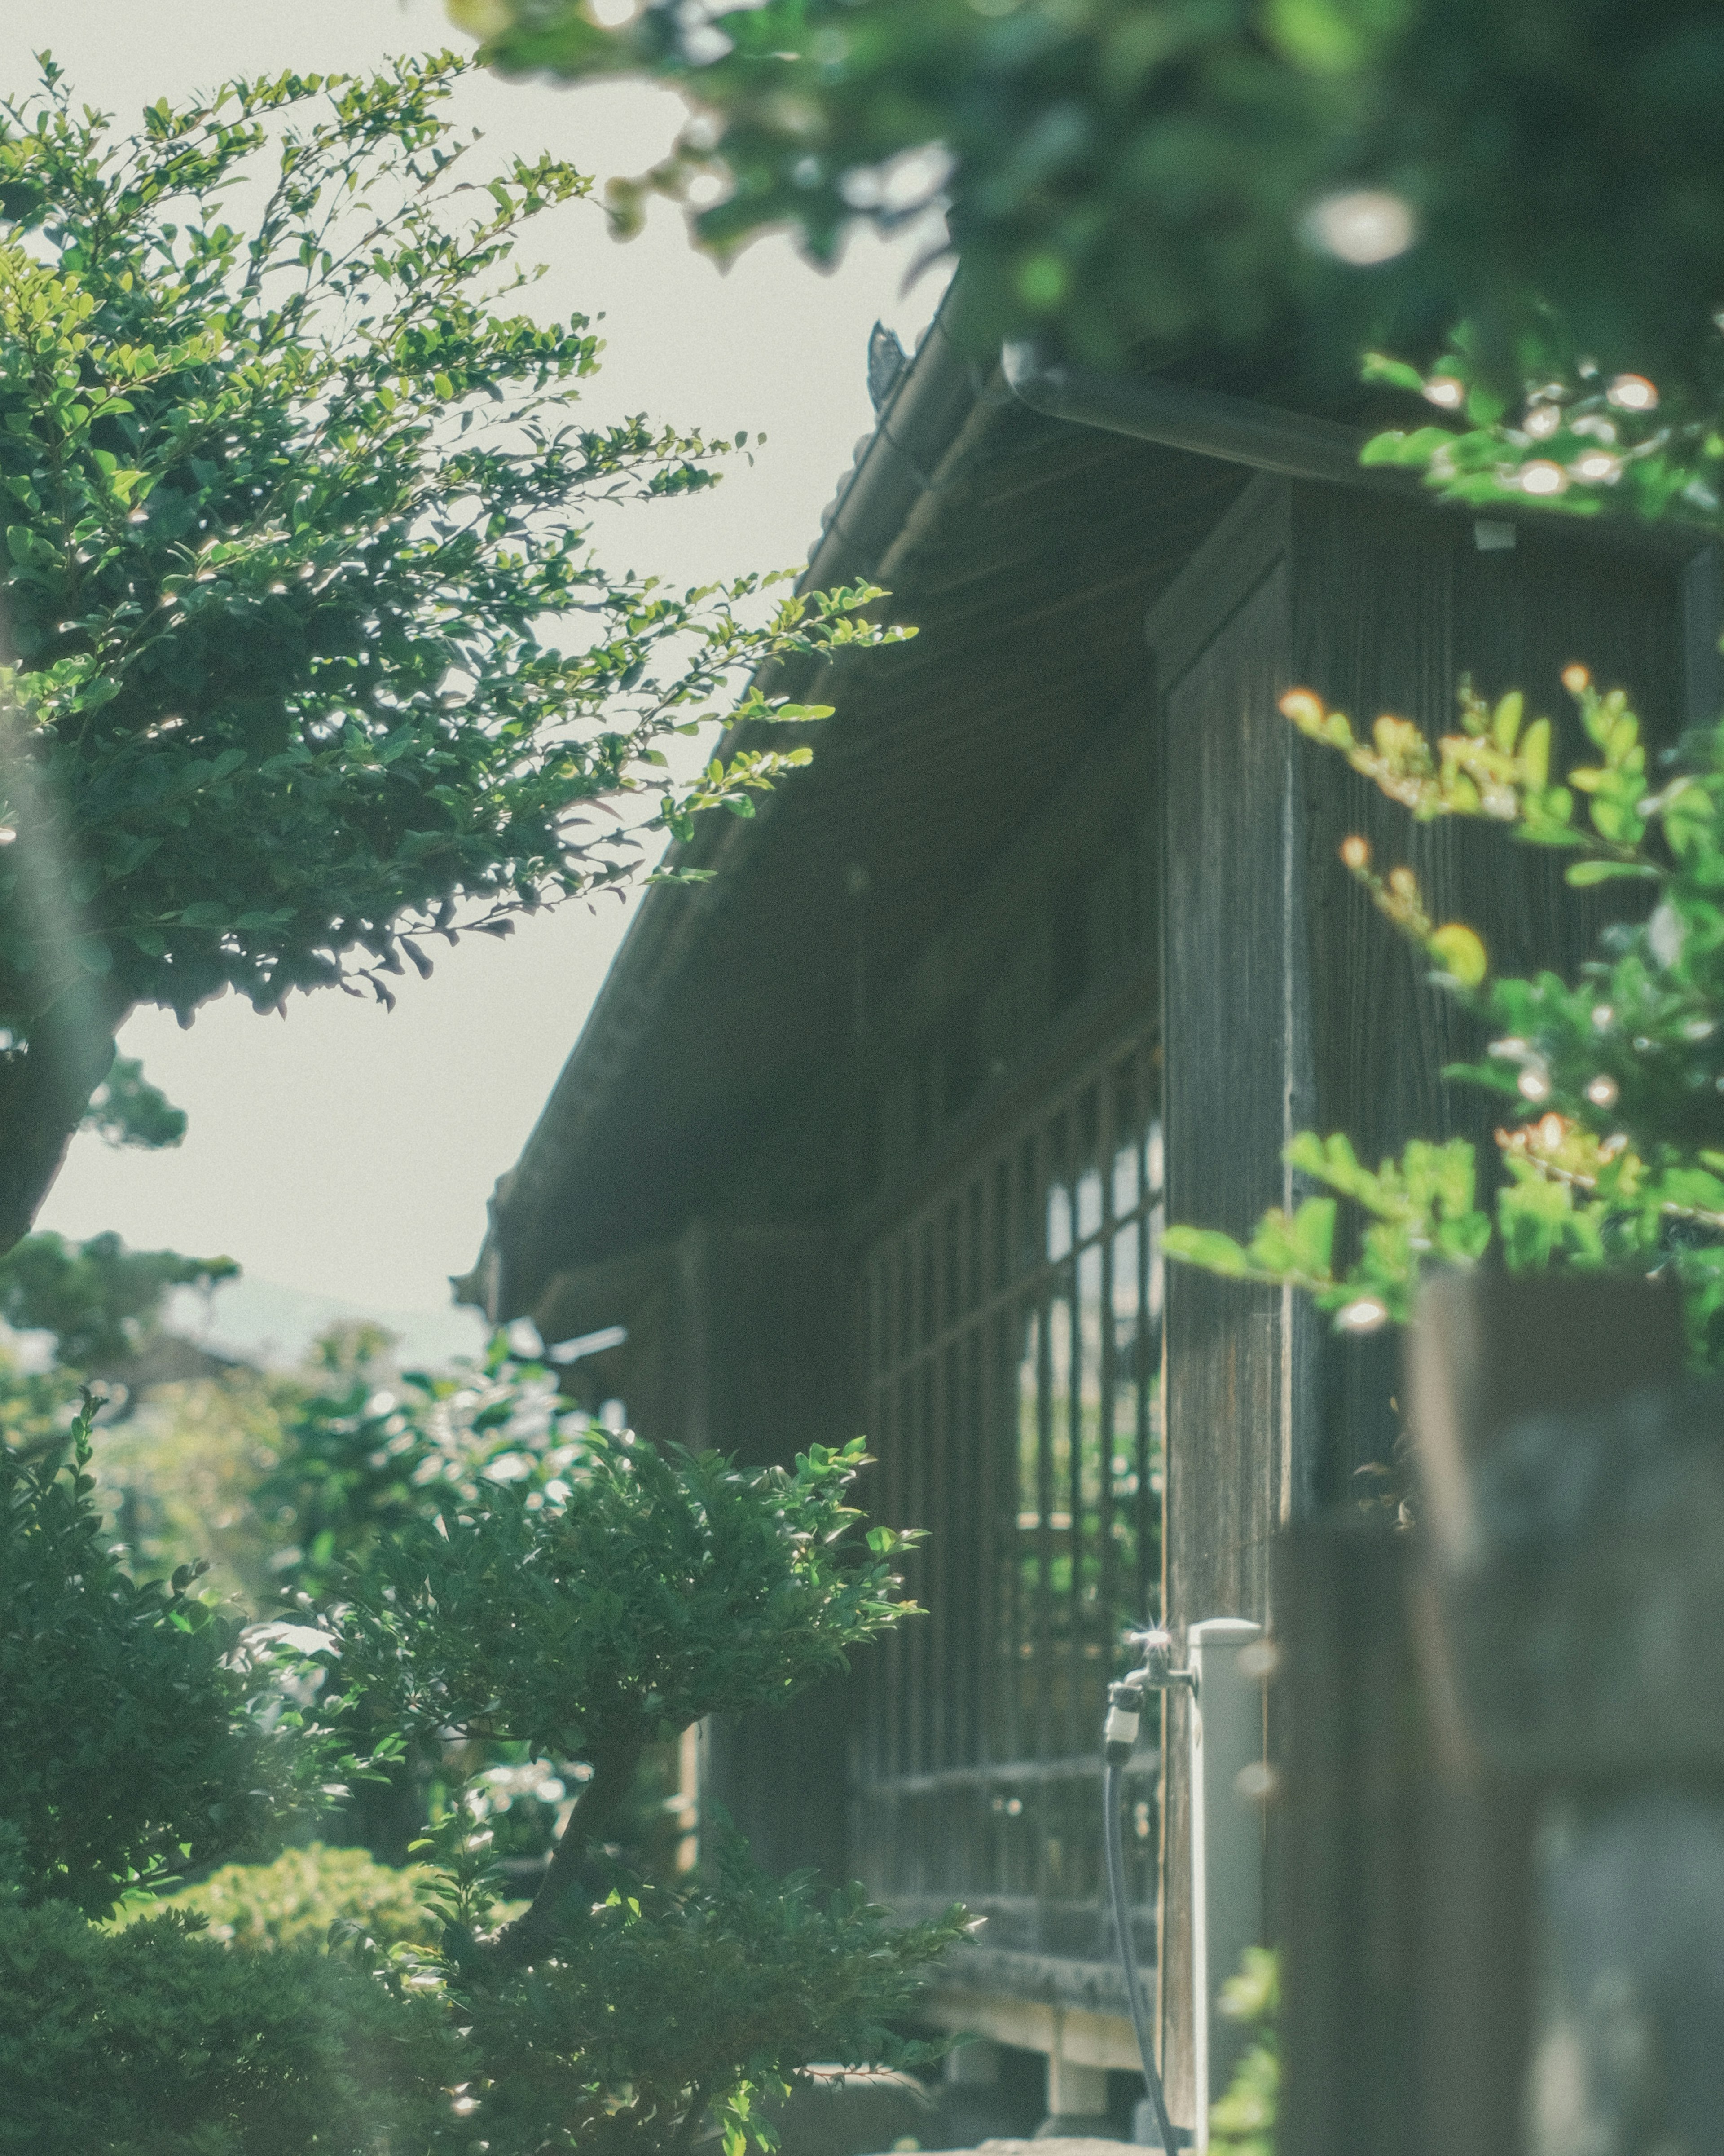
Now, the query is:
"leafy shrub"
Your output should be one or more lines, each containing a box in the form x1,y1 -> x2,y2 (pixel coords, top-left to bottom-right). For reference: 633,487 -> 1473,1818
325,1430 -> 932,1957
0,1398 -> 312,1917
0,1897 -> 462,2156
142,1843 -> 440,1953
6,1371 -> 963,2152
423,1827 -> 959,2156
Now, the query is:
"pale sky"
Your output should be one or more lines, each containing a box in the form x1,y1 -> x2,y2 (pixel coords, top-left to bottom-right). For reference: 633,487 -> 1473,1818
3,1 -> 949,1351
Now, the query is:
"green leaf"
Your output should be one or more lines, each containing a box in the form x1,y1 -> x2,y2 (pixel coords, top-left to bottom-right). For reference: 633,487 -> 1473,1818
1162,1226 -> 1256,1277
1565,859 -> 1658,886
1428,922 -> 1487,986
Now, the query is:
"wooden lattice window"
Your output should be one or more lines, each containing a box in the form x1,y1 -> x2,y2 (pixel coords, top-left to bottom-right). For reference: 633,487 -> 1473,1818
853,1033 -> 1164,1963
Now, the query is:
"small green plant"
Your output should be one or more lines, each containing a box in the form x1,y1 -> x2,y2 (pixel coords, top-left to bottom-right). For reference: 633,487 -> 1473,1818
1167,666 -> 1724,1367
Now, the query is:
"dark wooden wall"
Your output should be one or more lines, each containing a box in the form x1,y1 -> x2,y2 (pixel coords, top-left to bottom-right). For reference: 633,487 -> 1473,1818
1156,483 -> 1309,2126
1152,472 -> 1703,2127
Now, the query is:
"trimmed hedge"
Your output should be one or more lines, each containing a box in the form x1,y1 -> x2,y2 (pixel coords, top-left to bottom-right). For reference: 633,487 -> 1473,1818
144,1843 -> 440,1953
0,1900 -> 463,2156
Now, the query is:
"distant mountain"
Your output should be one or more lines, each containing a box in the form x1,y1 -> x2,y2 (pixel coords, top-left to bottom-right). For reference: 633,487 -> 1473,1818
165,1275 -> 488,1373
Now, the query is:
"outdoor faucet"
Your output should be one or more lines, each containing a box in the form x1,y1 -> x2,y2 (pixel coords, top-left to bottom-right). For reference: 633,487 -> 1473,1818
1104,1626 -> 1197,1766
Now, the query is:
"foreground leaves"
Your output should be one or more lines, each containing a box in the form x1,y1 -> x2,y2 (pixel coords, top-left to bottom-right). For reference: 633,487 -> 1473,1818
1168,670 -> 1724,1362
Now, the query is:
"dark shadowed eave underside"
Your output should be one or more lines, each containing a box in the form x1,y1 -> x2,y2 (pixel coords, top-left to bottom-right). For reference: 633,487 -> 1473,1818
456,303 -> 987,1324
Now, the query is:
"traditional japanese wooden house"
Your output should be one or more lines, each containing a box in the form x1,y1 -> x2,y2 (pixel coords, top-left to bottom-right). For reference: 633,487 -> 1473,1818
458,290 -> 1718,2135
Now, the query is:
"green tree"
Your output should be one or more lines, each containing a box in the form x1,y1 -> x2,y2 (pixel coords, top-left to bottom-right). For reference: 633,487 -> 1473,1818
453,0 -> 1724,389
0,53 -> 898,1250
77,1053 -> 185,1150
313,1421 -> 965,2153
324,1429 -> 932,1959
0,1227 -> 234,1375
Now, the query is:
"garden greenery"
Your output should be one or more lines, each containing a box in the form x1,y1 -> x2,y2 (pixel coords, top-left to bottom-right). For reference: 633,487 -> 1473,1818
0,1393 -> 320,1918
0,53 -> 904,1248
391,1805 -> 958,2156
140,1841 -> 444,1953
324,1428 -> 929,1958
2,1353 -> 966,2153
0,1890 -> 462,2156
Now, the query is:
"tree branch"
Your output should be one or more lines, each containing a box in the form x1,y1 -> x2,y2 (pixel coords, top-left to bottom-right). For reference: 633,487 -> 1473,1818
494,1731 -> 644,1963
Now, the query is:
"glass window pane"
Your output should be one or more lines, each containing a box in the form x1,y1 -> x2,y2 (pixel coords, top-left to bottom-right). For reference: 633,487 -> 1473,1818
1110,1220 -> 1142,1607
861,1030 -> 1162,1909
1047,1183 -> 1073,1262
1076,1087 -> 1103,1241
1112,1063 -> 1141,1221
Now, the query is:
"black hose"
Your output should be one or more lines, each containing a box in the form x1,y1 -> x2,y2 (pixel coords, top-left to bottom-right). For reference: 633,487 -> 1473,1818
1104,1757 -> 1180,2154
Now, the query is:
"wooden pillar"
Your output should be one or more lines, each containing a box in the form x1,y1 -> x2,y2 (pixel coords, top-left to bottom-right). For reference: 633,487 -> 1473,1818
1156,476 -> 1306,2125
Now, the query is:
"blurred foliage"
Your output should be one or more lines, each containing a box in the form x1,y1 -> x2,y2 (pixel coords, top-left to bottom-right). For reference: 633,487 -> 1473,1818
0,1228 -> 235,1374
1167,668 -> 1724,1364
250,1327 -> 588,1606
136,1841 -> 443,1953
77,1053 -> 186,1150
0,1889 -> 462,2156
1208,1947 -> 1279,2156
0,1393 -> 327,1919
0,1343 -> 83,1458
89,1367 -> 287,1608
453,0 -> 1724,392
1359,330 -> 1724,534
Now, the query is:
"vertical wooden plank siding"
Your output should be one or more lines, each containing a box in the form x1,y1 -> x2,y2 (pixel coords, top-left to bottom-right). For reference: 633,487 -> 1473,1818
1160,534 -> 1300,2122
1288,489 -> 1689,1499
